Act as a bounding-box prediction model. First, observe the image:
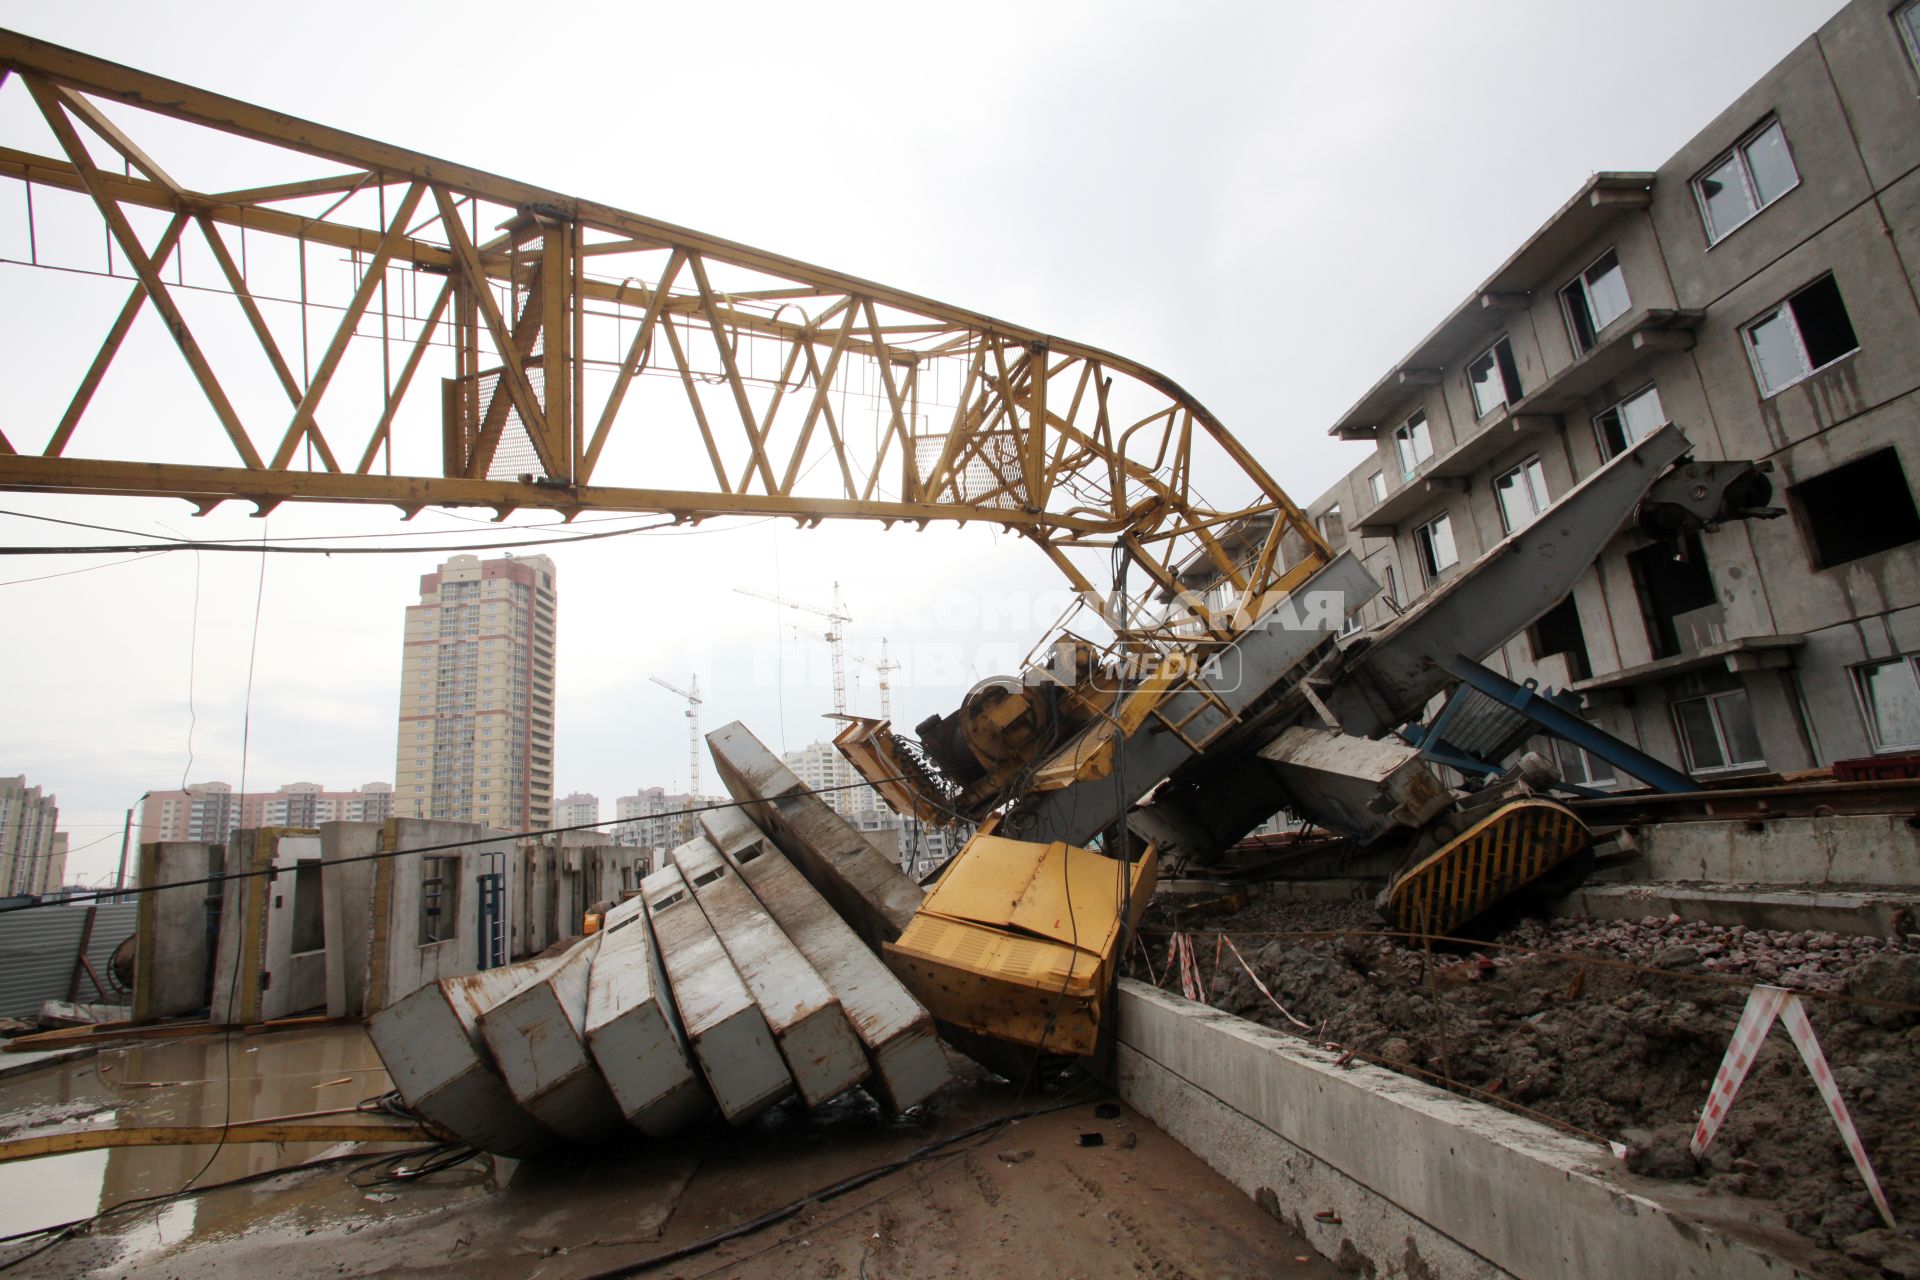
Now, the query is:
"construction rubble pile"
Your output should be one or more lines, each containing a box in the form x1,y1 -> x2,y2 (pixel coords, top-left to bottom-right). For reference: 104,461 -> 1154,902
1144,893 -> 1920,1261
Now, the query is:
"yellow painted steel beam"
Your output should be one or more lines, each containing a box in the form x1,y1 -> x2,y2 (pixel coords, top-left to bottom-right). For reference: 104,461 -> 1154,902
0,455 -> 1118,530
0,1122 -> 438,1162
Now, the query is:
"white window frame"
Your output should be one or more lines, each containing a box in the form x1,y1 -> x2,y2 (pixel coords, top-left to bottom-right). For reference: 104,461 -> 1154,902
1693,117 -> 1799,244
1367,470 -> 1387,506
1741,274 -> 1859,398
1466,337 -> 1522,420
1559,248 -> 1631,354
1897,0 -> 1920,82
1852,654 -> 1920,752
1394,412 -> 1433,477
1413,512 -> 1458,584
1672,690 -> 1766,773
1593,384 -> 1667,460
1494,456 -> 1551,534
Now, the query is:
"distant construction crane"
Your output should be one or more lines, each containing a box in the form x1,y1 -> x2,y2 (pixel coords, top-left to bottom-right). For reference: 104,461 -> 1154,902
737,582 -> 851,716
852,639 -> 902,721
649,674 -> 704,800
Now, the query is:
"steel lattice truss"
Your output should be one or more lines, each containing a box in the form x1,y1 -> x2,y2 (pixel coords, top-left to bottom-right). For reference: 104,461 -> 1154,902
0,30 -> 1329,634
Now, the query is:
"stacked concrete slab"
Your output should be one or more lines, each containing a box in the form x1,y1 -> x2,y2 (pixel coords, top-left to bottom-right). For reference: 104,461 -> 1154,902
362,722 -> 952,1155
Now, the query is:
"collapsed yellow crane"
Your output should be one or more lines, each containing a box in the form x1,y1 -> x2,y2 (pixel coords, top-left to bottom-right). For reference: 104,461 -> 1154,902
0,31 -> 1776,941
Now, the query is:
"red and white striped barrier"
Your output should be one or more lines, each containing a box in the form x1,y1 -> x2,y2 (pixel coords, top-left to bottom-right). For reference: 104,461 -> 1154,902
1690,984 -> 1894,1229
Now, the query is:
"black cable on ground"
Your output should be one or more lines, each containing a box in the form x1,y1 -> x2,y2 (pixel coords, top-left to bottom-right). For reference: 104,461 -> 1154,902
577,1090 -> 1097,1280
0,1143 -> 443,1272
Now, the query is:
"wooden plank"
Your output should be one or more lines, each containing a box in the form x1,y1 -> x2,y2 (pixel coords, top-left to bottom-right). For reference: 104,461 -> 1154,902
0,1121 -> 437,1162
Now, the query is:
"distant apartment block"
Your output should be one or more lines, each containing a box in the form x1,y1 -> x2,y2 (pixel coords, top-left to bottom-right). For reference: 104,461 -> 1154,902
1302,0 -> 1920,783
781,740 -> 880,816
555,792 -> 600,831
139,781 -> 395,843
395,553 -> 557,831
0,775 -> 63,897
614,786 -> 717,849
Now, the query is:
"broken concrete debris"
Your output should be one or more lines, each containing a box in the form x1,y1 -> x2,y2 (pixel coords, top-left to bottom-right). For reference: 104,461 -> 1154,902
364,721 -> 1158,1154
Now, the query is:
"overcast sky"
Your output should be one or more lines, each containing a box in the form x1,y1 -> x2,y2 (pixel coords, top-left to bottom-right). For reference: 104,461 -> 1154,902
0,0 -> 1843,883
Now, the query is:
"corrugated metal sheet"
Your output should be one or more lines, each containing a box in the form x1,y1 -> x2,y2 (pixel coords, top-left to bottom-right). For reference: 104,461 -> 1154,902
0,902 -> 139,1020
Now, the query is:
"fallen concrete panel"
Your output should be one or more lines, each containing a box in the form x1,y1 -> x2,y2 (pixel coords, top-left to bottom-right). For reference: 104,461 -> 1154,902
583,894 -> 707,1136
1114,979 -> 1810,1280
701,806 -> 949,1112
366,959 -> 554,1157
642,860 -> 790,1124
479,934 -> 626,1144
670,835 -> 868,1108
1553,881 -> 1920,938
706,721 -> 922,951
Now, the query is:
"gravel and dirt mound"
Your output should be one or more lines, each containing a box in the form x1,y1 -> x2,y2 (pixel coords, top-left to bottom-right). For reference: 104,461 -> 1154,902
1135,894 -> 1920,1277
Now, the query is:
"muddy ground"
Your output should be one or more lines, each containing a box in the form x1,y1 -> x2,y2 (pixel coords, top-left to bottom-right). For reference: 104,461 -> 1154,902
0,1029 -> 1353,1280
1136,894 -> 1920,1278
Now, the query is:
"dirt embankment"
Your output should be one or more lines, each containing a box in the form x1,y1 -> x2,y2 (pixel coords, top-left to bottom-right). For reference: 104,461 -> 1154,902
1136,895 -> 1920,1278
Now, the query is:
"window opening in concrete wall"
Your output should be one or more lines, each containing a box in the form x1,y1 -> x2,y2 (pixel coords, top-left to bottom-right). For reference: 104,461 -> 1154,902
291,858 -> 324,954
1673,689 -> 1764,772
1528,595 -> 1592,682
1695,117 -> 1798,242
1744,274 -> 1857,396
1467,337 -> 1522,419
1367,470 -> 1387,505
1595,384 -> 1666,459
1854,656 -> 1920,752
1552,737 -> 1616,788
1560,248 -> 1631,354
1394,412 -> 1432,477
1318,504 -> 1345,544
418,854 -> 461,946
1790,448 -> 1920,568
1495,456 -> 1551,533
1901,0 -> 1920,76
1628,532 -> 1716,660
1414,512 -> 1458,584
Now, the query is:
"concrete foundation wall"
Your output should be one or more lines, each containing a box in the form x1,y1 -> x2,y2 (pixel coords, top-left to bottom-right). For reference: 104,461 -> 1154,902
1631,813 -> 1920,886
321,822 -> 379,1019
1115,980 -> 1810,1280
133,841 -> 220,1021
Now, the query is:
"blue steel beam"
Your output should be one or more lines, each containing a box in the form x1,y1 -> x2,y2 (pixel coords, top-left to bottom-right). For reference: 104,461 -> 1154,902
1438,654 -> 1700,794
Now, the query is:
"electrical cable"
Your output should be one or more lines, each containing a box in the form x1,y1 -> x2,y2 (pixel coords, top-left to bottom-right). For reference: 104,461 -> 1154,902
0,516 -> 684,557
0,777 -> 920,917
576,1090 -> 1097,1280
0,1144 -> 444,1272
0,548 -> 173,588
179,519 -> 270,1200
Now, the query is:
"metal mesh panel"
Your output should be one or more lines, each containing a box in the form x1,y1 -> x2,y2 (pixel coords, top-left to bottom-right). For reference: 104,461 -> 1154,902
914,432 -> 1026,509
477,366 -> 549,482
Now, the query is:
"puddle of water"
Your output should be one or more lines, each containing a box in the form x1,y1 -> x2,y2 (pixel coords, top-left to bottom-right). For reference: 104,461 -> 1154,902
0,1025 -> 396,1245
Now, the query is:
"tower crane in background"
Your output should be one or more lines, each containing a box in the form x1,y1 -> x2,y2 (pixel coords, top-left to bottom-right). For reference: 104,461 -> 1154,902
737,583 -> 851,717
852,640 -> 902,722
649,673 -> 704,802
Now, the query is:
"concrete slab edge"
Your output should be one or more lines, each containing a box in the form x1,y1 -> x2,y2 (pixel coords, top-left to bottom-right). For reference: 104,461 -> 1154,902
1552,883 -> 1920,938
1114,980 -> 1810,1280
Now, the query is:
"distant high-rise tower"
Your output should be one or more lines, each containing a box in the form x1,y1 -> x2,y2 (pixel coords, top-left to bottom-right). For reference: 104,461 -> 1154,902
395,553 -> 557,831
0,775 -> 63,897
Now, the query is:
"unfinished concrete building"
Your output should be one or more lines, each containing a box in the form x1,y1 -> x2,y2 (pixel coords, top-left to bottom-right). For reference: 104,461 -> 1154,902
1309,0 -> 1920,784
